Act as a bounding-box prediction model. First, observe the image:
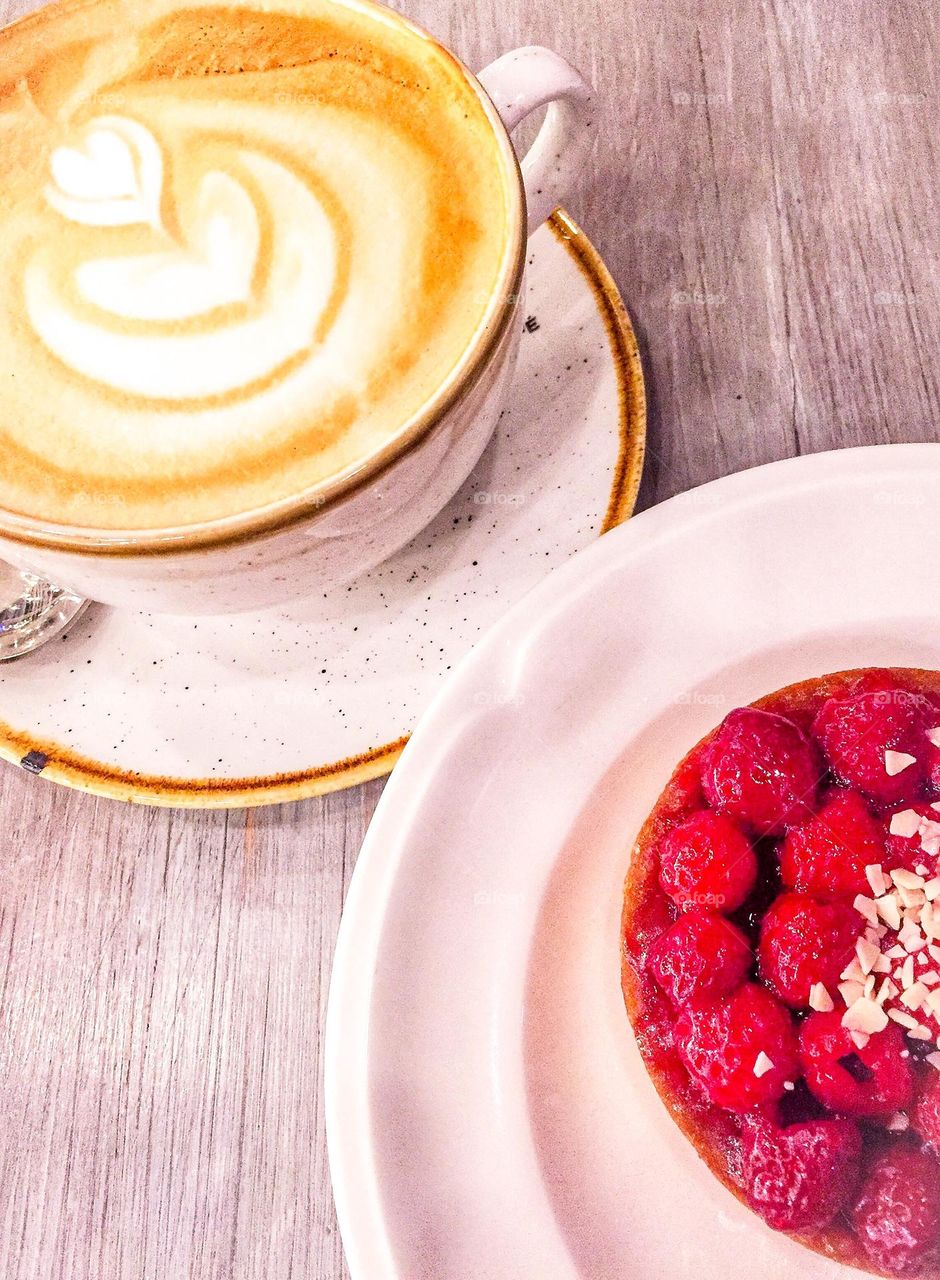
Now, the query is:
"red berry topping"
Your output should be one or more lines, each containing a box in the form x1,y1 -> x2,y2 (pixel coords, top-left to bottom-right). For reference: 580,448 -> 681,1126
813,674 -> 934,805
673,983 -> 799,1110
780,790 -> 886,900
740,1111 -> 862,1231
884,801 -> 940,877
913,1074 -> 940,1151
648,911 -> 752,1006
799,1012 -> 914,1117
854,1147 -> 940,1275
757,893 -> 860,1008
658,811 -> 757,914
700,707 -> 821,836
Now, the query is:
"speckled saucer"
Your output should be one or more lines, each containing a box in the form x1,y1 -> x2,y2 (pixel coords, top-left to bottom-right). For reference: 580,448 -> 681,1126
0,210 -> 646,807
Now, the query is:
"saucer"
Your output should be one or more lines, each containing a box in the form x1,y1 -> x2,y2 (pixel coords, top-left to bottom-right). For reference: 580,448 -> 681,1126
0,210 -> 645,808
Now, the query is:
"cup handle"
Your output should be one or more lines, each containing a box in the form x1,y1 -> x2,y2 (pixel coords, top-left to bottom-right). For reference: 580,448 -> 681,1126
478,47 -> 596,235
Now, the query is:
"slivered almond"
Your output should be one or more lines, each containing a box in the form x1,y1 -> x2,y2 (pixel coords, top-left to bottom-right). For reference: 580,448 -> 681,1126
892,868 -> 927,890
887,1112 -> 910,1131
877,896 -> 903,930
888,1007 -> 920,1029
926,1052 -> 940,1071
856,937 -> 881,975
890,809 -> 922,838
753,1052 -> 774,1078
839,980 -> 866,1007
908,1024 -> 934,1040
886,750 -> 918,776
866,865 -> 889,896
901,982 -> 929,1010
809,983 -> 834,1013
854,895 -> 879,926
927,727 -> 940,748
842,997 -> 889,1035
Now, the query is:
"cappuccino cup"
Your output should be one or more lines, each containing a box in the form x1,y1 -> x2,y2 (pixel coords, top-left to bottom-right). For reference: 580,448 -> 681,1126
0,0 -> 595,613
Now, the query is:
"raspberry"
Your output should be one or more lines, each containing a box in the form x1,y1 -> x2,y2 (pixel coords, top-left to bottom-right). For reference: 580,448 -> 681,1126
884,801 -> 940,877
648,911 -> 752,1006
740,1111 -> 862,1231
700,707 -> 821,836
799,1012 -> 914,1117
658,811 -> 757,914
757,893 -> 860,1008
673,983 -> 799,1110
813,674 -> 934,806
854,1147 -> 940,1275
913,1074 -> 940,1151
780,790 -> 886,900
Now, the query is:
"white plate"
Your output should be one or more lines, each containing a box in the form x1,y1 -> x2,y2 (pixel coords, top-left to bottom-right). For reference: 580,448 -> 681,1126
0,211 -> 644,807
326,443 -> 940,1280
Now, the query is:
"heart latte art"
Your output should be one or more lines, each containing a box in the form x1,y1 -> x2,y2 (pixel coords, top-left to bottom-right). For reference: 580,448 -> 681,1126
0,0 -> 515,529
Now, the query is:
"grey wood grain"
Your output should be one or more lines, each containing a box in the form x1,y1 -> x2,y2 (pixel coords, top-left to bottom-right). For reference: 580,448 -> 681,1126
1,0 -> 939,1276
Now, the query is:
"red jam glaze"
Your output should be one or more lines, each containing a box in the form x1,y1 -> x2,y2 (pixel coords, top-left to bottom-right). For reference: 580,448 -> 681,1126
621,669 -> 940,1277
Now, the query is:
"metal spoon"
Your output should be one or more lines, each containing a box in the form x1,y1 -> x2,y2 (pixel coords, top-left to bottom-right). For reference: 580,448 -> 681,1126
0,562 -> 89,661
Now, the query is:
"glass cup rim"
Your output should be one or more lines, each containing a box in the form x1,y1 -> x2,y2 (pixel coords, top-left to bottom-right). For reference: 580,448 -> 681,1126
0,0 -> 527,557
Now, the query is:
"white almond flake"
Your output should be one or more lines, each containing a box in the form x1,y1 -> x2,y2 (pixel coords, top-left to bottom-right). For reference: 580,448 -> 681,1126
753,1052 -> 774,1078
842,997 -> 889,1035
887,1112 -> 910,1131
839,980 -> 866,1007
920,951 -> 931,965
922,972 -> 940,987
927,1052 -> 940,1071
877,978 -> 899,1003
917,865 -> 931,877
877,896 -> 903,930
890,809 -> 923,838
892,868 -> 927,890
809,982 -> 835,1013
866,865 -> 889,896
908,1024 -> 934,1040
783,1081 -> 795,1091
856,937 -> 881,975
901,982 -> 929,1010
851,1031 -> 871,1050
898,887 -> 927,912
925,879 -> 940,902
926,989 -> 940,1017
927,727 -> 940,748
854,895 -> 879,926
873,953 -> 893,974
885,750 -> 918,776
930,945 -> 940,964
900,920 -> 927,953
888,1007 -> 920,1030
902,955 -> 916,989
841,958 -> 867,984
886,944 -> 907,960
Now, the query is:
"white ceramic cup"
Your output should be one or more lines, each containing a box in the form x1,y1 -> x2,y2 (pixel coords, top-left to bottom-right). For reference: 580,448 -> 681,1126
0,3 -> 595,614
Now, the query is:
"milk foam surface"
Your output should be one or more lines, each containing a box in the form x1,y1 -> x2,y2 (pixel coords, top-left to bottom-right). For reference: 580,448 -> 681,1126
0,0 -> 514,529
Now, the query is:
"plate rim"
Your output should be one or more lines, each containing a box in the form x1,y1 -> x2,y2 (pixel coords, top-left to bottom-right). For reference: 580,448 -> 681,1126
0,208 -> 646,809
324,441 -> 940,1278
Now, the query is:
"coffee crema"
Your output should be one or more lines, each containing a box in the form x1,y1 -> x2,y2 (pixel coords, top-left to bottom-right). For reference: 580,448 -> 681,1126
0,0 -> 516,529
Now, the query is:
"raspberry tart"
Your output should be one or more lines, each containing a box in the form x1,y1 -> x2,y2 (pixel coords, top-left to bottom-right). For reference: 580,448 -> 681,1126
621,668 -> 940,1277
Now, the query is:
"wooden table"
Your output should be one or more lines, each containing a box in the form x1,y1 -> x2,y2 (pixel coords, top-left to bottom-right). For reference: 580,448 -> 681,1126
0,1 -> 936,1276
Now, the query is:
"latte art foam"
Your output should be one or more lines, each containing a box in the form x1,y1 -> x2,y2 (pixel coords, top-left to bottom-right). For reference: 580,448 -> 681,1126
0,0 -> 515,529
